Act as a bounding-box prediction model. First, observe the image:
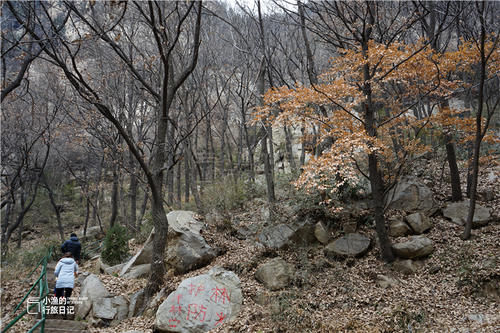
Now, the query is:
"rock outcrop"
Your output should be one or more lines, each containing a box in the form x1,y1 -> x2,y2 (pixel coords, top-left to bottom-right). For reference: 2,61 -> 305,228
166,211 -> 216,274
75,274 -> 110,319
386,177 -> 436,214
155,267 -> 242,332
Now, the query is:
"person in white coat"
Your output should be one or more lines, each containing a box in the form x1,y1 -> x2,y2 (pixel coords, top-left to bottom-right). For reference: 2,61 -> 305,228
54,252 -> 78,300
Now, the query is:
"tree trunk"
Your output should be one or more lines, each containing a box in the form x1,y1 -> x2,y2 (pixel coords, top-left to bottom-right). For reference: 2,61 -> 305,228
138,190 -> 149,226
362,4 -> 394,263
284,125 -> 297,173
109,164 -> 119,228
44,177 -> 65,241
129,168 -> 138,230
300,127 -> 306,167
184,140 -> 191,203
445,135 -> 463,201
84,197 -> 90,238
464,6 -> 487,240
176,157 -> 182,207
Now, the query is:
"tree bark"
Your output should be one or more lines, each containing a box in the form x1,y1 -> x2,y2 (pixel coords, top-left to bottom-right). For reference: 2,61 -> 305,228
109,163 -> 119,228
284,125 -> 297,173
362,3 -> 394,263
445,135 -> 463,201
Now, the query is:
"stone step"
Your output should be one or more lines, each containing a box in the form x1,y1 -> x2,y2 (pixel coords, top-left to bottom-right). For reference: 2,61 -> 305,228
44,319 -> 87,333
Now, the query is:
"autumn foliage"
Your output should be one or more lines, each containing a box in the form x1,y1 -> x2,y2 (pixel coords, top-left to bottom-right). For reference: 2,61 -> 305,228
255,36 -> 499,206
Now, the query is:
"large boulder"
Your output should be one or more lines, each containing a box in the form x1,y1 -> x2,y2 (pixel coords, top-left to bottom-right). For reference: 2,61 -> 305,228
442,200 -> 491,227
254,258 -> 296,291
92,298 -> 116,320
386,177 -> 436,214
257,224 -> 295,249
91,295 -> 129,325
155,267 -> 242,333
166,211 -> 216,274
405,212 -> 432,234
257,219 -> 316,249
166,232 -> 216,274
122,264 -> 151,279
120,230 -> 154,276
324,233 -> 371,258
392,235 -> 434,259
122,211 -> 216,276
76,274 -> 110,319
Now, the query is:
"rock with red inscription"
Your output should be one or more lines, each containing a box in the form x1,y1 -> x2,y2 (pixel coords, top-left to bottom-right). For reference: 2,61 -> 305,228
155,267 -> 242,333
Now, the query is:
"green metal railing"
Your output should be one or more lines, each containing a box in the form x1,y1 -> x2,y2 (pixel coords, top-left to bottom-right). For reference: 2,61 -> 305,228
2,247 -> 53,333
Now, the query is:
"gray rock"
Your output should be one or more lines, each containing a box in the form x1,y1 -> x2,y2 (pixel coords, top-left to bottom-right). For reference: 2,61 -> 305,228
257,220 -> 317,249
76,274 -> 110,319
167,231 -> 216,274
76,271 -> 90,286
120,229 -> 154,276
257,224 -> 295,249
376,274 -> 399,289
324,233 -> 371,258
314,222 -> 330,245
128,289 -> 145,318
386,177 -> 436,214
93,298 -> 117,320
104,263 -> 126,276
166,211 -> 216,274
111,295 -> 129,322
392,235 -> 434,259
122,264 -> 151,279
389,218 -> 411,237
254,258 -> 295,291
405,212 -> 431,234
290,221 -> 317,245
168,210 -> 205,235
442,200 -> 491,227
155,267 -> 242,332
392,259 -> 422,275
98,257 -> 110,273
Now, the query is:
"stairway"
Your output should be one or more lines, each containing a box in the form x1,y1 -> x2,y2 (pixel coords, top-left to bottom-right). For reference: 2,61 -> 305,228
43,262 -> 87,332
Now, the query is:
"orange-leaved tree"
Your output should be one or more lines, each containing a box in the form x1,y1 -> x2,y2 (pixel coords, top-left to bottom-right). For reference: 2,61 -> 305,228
255,35 -> 462,261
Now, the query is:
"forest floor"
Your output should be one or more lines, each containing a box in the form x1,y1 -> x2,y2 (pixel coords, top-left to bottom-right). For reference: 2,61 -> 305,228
1,159 -> 499,332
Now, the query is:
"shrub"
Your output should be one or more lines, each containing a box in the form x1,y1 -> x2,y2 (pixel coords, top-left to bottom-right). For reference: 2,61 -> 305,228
101,224 -> 129,266
201,177 -> 264,214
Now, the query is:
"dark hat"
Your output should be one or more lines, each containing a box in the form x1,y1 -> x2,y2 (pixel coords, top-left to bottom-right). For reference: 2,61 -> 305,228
70,233 -> 77,237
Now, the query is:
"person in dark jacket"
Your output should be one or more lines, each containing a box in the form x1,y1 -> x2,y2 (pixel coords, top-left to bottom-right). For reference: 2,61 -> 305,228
61,233 -> 81,263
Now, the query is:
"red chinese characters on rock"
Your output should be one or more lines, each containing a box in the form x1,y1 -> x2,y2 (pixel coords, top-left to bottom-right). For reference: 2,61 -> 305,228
215,312 -> 226,326
166,285 -> 231,328
187,303 -> 207,322
188,283 -> 205,297
210,286 -> 230,304
168,294 -> 182,328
